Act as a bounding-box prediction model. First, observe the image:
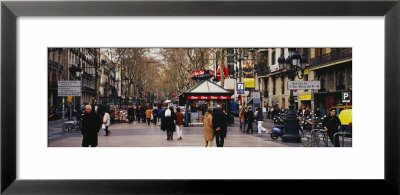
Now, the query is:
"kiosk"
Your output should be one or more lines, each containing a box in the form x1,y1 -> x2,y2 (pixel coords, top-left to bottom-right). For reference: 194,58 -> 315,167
183,80 -> 233,126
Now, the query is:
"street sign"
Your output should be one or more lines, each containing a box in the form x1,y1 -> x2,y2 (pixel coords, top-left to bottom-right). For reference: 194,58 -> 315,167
58,87 -> 82,96
252,92 -> 260,99
58,80 -> 81,87
237,82 -> 245,94
342,92 -> 351,103
58,80 -> 81,96
288,81 -> 321,90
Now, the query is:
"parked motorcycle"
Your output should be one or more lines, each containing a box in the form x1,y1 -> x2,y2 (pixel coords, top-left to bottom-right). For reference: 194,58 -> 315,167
271,125 -> 285,140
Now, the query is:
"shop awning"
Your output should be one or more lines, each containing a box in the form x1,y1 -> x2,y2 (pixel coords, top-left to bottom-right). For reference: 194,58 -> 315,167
184,80 -> 233,95
248,98 -> 261,104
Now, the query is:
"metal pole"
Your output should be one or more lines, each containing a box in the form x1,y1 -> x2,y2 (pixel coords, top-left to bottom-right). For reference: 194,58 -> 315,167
282,77 -> 301,143
311,90 -> 315,123
62,97 -> 64,135
69,102 -> 72,121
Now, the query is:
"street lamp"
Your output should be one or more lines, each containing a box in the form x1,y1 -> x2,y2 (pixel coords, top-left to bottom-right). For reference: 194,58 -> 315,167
75,67 -> 83,107
277,49 -> 307,143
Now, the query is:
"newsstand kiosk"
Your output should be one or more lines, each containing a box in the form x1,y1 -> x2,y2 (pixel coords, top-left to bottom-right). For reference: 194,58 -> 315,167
183,80 -> 234,127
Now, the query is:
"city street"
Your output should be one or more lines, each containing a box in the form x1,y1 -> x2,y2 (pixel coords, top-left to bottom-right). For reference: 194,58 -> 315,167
48,117 -> 351,147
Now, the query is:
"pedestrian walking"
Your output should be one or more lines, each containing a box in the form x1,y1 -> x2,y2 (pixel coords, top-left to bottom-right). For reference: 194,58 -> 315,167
81,105 -> 101,147
136,105 -> 141,123
164,106 -> 176,140
127,105 -> 134,123
203,108 -> 214,147
323,108 -> 342,147
262,106 -> 267,119
316,107 -> 322,118
256,107 -> 267,134
212,105 -> 227,147
152,106 -> 158,125
242,107 -> 249,133
239,106 -> 246,132
146,107 -> 152,126
102,111 -> 111,136
141,106 -> 146,123
158,106 -> 166,125
245,107 -> 255,134
175,107 -> 184,140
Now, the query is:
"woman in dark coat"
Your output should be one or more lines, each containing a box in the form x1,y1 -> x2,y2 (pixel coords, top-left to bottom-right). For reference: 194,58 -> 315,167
164,106 -> 176,140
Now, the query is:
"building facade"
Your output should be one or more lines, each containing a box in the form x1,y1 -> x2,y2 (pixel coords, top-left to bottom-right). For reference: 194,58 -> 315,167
48,48 -> 99,111
253,48 -> 351,116
308,48 -> 352,116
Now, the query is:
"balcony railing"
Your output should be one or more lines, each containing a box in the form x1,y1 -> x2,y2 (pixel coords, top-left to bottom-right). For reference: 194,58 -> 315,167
309,49 -> 352,68
83,86 -> 96,94
48,60 -> 63,71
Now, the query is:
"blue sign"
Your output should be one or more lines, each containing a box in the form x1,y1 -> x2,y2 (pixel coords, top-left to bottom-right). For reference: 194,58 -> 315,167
237,82 -> 245,94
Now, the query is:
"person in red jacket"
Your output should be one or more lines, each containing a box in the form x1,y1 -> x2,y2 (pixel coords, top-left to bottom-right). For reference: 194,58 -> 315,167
175,107 -> 184,140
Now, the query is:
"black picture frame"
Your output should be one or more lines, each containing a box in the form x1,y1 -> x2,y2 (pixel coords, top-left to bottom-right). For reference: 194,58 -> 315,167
1,0 -> 399,194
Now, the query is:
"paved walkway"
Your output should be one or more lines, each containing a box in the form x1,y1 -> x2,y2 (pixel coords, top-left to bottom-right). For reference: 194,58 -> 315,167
48,117 -> 351,147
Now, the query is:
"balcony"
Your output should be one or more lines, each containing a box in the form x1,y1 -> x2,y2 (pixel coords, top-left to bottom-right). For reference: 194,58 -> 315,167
82,72 -> 94,80
48,60 -> 63,71
309,49 -> 352,69
82,86 -> 96,94
69,64 -> 80,72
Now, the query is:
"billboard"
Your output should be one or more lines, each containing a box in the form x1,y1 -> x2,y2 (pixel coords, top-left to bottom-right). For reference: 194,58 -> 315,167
242,60 -> 255,78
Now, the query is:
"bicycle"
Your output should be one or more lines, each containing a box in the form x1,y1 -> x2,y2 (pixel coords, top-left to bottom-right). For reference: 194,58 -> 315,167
310,128 -> 328,147
63,121 -> 80,133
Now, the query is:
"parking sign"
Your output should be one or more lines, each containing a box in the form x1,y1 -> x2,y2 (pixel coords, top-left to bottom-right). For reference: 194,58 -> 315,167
237,82 -> 244,94
342,92 -> 351,103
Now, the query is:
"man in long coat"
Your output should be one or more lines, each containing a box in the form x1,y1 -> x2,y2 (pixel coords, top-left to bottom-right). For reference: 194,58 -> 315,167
212,105 -> 228,147
81,105 -> 101,147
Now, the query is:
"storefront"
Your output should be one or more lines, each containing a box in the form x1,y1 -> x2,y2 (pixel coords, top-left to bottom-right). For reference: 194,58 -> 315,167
183,80 -> 233,126
314,91 -> 352,117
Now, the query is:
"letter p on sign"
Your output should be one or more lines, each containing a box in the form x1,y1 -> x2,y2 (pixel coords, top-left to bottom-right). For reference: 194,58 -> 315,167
342,92 -> 351,103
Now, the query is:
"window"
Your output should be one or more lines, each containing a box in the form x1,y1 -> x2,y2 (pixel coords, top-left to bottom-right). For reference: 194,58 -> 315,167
315,48 -> 326,57
347,68 -> 352,90
328,72 -> 334,90
302,49 -> 309,64
319,74 -> 326,92
273,78 -> 276,95
271,50 -> 276,65
336,70 -> 345,90
281,78 -> 285,95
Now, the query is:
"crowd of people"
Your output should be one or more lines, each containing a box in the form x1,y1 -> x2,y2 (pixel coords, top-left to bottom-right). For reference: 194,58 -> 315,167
239,106 -> 268,134
78,101 -> 340,147
79,103 -> 230,147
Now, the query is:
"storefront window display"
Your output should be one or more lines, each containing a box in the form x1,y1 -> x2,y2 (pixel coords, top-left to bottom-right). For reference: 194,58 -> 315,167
188,100 -> 227,124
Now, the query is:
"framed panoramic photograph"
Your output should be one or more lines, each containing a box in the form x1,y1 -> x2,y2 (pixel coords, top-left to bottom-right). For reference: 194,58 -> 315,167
2,0 -> 400,194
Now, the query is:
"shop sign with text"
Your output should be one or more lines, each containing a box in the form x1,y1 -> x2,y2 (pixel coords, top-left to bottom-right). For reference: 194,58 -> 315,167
187,95 -> 231,100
